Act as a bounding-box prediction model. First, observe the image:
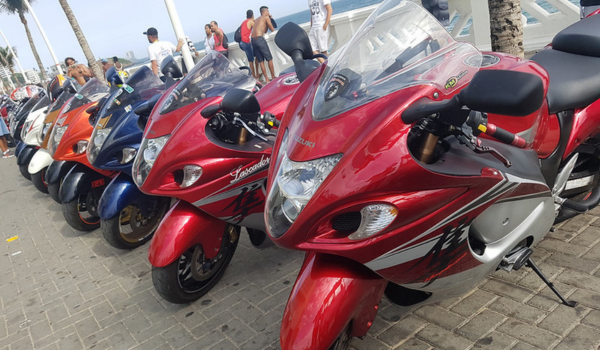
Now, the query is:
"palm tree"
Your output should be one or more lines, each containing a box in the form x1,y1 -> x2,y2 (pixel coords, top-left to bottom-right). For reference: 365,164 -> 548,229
0,0 -> 48,80
488,0 -> 524,58
0,46 -> 17,85
57,0 -> 105,82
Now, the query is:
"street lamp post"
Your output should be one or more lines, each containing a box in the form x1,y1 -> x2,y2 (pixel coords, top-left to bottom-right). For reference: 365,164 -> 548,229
163,0 -> 195,72
22,0 -> 64,75
0,29 -> 31,84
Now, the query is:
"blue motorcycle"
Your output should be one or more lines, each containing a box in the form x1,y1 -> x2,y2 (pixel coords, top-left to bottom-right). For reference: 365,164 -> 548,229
87,66 -> 170,249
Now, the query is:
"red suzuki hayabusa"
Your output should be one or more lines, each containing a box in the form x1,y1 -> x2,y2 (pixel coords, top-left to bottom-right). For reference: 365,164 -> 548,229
133,52 -> 316,303
265,2 -> 600,349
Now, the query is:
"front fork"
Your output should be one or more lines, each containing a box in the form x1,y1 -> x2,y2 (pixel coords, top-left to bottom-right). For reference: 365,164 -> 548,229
280,252 -> 387,350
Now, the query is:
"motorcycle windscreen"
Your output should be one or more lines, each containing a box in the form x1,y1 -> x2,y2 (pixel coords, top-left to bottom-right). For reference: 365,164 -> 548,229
159,51 -> 256,115
61,78 -> 109,114
312,0 -> 482,121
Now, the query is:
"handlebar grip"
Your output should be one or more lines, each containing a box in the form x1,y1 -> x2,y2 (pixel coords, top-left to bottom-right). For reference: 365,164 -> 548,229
483,123 -> 526,148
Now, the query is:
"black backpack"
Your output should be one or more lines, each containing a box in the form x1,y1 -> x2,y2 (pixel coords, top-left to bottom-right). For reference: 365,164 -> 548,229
234,26 -> 242,43
222,32 -> 229,49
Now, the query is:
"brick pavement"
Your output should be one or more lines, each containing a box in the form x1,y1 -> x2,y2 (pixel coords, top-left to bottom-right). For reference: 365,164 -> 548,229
1,158 -> 599,350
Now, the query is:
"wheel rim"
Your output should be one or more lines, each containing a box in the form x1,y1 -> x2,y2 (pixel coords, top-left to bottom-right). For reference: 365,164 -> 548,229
118,203 -> 164,243
176,225 -> 238,294
77,192 -> 100,225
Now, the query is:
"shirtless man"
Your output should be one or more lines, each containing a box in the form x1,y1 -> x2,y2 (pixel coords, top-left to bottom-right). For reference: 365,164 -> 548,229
251,6 -> 276,82
65,57 -> 93,85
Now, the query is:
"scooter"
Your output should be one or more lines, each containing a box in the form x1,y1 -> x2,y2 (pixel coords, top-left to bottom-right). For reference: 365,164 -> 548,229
27,77 -> 79,193
87,66 -> 170,249
132,51 -> 311,303
45,78 -> 111,206
264,3 -> 600,349
13,93 -> 50,180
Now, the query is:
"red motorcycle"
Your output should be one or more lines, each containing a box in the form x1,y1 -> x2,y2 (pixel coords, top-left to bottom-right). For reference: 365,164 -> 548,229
265,3 -> 600,349
132,52 -> 312,303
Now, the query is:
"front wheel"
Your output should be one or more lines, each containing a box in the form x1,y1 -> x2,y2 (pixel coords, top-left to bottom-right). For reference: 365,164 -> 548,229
102,198 -> 170,250
19,164 -> 31,181
152,225 -> 239,304
31,167 -> 49,194
62,191 -> 101,231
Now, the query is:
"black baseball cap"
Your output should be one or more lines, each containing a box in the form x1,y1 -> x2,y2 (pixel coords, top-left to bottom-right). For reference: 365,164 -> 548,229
144,27 -> 158,36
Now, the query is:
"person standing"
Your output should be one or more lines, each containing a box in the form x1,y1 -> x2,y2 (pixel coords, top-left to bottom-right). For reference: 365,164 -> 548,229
144,27 -> 184,79
204,24 -> 215,55
239,10 -> 257,79
0,118 -> 13,158
251,6 -> 276,83
101,59 -> 113,74
308,0 -> 332,63
65,57 -> 94,85
113,56 -> 124,71
210,21 -> 229,58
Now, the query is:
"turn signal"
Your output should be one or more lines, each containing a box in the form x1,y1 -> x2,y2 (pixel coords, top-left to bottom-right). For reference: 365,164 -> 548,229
181,165 -> 203,188
121,147 -> 137,164
348,204 -> 398,240
75,141 -> 88,154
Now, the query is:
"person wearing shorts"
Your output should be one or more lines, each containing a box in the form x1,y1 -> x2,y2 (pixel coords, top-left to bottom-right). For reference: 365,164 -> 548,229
308,0 -> 332,63
240,10 -> 258,79
0,118 -> 13,158
251,6 -> 276,82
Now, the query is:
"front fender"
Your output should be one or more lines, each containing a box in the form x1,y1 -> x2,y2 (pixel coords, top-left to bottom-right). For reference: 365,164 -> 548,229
148,200 -> 226,267
28,148 -> 53,174
47,160 -> 78,203
280,253 -> 387,350
15,141 -> 27,158
98,173 -> 151,219
59,163 -> 110,204
16,145 -> 37,166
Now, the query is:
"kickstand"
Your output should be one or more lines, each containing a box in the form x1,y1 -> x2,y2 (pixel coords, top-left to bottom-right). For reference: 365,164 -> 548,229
526,258 -> 577,307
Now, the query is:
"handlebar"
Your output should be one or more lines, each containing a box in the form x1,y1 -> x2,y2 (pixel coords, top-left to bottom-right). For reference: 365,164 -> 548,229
479,123 -> 526,148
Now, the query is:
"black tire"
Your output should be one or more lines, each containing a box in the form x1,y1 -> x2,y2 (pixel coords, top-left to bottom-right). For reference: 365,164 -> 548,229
31,167 -> 49,194
102,198 -> 170,250
62,192 -> 101,231
329,322 -> 352,350
48,181 -> 61,204
19,164 -> 32,181
152,225 -> 240,304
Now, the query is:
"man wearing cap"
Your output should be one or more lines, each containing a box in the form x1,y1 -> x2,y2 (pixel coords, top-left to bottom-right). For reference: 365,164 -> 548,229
144,27 -> 184,79
101,59 -> 113,74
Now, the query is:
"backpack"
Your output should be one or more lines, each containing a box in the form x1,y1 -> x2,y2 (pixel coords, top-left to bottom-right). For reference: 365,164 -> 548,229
222,32 -> 229,49
234,26 -> 242,43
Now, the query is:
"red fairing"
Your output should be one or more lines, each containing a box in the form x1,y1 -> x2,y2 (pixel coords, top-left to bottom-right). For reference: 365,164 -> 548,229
564,99 -> 600,158
254,73 -> 302,120
280,253 -> 387,350
148,200 -> 227,267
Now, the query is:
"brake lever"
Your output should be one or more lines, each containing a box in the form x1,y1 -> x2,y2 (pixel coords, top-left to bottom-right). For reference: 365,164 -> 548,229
456,134 -> 512,168
233,115 -> 268,142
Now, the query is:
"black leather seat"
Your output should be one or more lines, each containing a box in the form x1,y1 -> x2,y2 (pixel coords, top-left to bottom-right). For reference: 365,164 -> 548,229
552,14 -> 600,57
530,49 -> 600,113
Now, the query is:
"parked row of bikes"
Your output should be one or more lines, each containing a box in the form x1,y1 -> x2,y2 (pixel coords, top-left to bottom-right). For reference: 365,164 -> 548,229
5,1 -> 600,348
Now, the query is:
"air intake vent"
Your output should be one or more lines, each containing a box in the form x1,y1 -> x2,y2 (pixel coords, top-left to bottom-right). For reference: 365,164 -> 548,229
332,212 -> 361,232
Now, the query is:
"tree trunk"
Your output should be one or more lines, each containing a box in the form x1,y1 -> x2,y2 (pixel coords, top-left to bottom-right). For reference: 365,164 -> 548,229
488,0 -> 524,58
19,10 -> 48,80
57,0 -> 105,83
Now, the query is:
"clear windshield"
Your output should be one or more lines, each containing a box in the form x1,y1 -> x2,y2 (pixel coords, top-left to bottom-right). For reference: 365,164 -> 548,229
64,78 -> 109,113
160,51 -> 256,114
31,94 -> 50,112
313,0 -> 481,121
49,91 -> 74,113
100,66 -> 164,116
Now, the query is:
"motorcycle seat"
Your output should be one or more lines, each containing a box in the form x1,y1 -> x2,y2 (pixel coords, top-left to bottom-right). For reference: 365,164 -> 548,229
552,14 -> 600,57
530,48 -> 600,114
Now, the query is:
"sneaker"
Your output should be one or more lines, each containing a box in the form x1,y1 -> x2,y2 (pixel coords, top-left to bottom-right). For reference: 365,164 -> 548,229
2,150 -> 14,158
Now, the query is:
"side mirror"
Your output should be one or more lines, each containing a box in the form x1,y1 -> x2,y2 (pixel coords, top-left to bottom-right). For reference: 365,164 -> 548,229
201,104 -> 221,119
275,23 -> 313,60
161,56 -> 183,79
459,70 -> 544,117
134,94 -> 161,117
221,89 -> 261,114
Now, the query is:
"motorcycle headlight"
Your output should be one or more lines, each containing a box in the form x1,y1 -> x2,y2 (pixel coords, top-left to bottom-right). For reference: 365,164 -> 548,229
49,125 -> 68,156
132,135 -> 170,187
266,132 -> 342,238
120,147 -> 137,164
87,127 -> 113,165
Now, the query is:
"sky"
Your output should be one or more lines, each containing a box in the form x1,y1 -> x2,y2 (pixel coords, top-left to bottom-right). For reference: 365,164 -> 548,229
0,0 -> 309,72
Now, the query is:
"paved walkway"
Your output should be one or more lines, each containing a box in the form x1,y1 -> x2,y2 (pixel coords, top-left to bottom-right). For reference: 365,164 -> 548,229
0,158 -> 599,350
